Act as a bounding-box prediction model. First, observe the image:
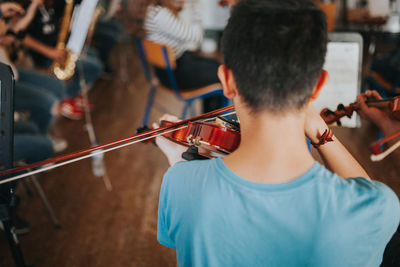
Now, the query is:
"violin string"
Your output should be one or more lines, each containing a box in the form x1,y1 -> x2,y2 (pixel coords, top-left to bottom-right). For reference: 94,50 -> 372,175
0,125 -> 188,185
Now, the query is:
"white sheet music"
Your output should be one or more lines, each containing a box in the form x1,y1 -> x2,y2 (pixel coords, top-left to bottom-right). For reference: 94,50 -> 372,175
313,42 -> 361,128
67,0 -> 99,56
368,0 -> 390,17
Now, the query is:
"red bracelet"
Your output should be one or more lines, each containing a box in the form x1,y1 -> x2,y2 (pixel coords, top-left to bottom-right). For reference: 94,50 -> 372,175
311,129 -> 334,148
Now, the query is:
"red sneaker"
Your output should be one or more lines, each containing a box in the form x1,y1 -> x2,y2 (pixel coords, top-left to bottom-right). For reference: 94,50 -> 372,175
73,94 -> 95,111
60,99 -> 84,120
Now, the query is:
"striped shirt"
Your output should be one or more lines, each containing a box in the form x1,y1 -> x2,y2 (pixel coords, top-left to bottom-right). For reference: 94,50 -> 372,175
144,5 -> 203,58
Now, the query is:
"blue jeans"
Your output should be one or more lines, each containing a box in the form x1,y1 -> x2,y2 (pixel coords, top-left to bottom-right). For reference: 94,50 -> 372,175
13,121 -> 53,164
93,19 -> 121,68
18,68 -> 66,100
29,48 -> 104,98
15,83 -> 56,135
0,121 -> 52,192
14,69 -> 67,134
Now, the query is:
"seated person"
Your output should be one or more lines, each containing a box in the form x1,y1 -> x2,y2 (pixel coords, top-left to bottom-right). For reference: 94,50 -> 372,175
131,0 -> 225,113
0,0 -> 67,150
357,90 -> 400,159
22,0 -> 104,120
155,0 -> 400,266
365,46 -> 400,97
13,120 -> 53,165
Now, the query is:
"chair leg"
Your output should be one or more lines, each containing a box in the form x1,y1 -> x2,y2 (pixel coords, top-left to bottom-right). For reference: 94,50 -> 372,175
30,175 -> 61,229
181,101 -> 191,119
140,81 -> 158,128
189,102 -> 196,117
21,180 -> 33,197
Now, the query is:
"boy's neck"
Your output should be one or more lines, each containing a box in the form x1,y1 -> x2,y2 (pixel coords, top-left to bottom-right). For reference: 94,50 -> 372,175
223,106 -> 315,184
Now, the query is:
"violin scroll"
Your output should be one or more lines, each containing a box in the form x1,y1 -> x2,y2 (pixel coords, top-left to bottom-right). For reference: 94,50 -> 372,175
320,104 -> 355,126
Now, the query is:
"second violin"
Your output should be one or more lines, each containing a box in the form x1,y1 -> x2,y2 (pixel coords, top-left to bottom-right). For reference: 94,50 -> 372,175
320,96 -> 400,125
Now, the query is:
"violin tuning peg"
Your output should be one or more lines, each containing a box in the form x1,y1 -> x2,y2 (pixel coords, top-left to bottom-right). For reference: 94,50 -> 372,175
337,104 -> 345,111
337,120 -> 342,127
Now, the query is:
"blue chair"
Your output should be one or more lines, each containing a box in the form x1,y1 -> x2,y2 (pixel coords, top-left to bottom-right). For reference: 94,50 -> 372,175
136,38 -> 225,130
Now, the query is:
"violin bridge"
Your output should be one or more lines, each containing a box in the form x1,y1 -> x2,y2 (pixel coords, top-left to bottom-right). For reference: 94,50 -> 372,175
186,135 -> 209,147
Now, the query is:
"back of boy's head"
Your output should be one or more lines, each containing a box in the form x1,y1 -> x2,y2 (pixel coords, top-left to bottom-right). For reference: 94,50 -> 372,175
221,0 -> 327,114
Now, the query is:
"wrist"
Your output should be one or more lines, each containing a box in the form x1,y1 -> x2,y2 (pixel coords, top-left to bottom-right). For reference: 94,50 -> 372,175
306,120 -> 329,144
310,129 -> 334,149
45,48 -> 55,59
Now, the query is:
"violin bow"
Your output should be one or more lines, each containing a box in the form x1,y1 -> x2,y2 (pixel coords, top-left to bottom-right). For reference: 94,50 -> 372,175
0,106 -> 235,185
370,130 -> 400,162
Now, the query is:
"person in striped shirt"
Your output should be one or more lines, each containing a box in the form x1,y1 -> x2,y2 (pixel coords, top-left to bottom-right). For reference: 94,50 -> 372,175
131,0 -> 224,113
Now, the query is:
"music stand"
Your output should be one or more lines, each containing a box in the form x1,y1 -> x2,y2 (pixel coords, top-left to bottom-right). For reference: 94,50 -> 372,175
0,62 -> 27,267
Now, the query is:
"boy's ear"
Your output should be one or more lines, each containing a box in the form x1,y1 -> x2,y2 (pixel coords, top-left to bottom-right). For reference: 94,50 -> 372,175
309,70 -> 329,101
218,64 -> 238,99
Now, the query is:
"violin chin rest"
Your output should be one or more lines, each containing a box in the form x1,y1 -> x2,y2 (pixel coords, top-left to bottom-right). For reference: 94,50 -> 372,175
182,146 -> 208,161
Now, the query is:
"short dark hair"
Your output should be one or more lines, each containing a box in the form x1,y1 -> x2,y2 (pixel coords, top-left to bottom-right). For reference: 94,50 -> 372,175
221,0 -> 327,113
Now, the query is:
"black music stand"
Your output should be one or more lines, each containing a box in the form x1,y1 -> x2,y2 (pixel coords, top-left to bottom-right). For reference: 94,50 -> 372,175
0,63 -> 27,267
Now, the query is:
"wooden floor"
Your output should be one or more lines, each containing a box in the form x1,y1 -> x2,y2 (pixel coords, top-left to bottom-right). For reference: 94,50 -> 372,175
0,41 -> 399,267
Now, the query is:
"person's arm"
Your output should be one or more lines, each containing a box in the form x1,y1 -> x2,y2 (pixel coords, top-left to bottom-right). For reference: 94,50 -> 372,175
11,0 -> 43,33
22,35 -> 66,62
0,3 -> 24,18
304,103 -> 370,179
357,90 -> 400,160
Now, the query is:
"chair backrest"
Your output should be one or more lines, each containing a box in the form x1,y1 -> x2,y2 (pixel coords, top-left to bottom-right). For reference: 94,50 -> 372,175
137,38 -> 181,99
141,39 -> 176,70
315,1 -> 337,32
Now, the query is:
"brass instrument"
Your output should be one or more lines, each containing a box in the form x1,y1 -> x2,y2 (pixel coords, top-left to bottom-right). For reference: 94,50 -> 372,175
51,0 -> 77,81
51,1 -> 105,81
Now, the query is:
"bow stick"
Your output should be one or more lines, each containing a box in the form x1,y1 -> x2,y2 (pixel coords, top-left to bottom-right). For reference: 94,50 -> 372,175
370,130 -> 400,162
0,106 -> 235,185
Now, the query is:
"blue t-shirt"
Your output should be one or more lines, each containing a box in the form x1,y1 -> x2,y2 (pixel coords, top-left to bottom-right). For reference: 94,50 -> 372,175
158,158 -> 400,267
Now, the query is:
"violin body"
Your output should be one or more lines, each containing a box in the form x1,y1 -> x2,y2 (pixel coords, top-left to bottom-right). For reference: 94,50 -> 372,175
160,120 -> 241,157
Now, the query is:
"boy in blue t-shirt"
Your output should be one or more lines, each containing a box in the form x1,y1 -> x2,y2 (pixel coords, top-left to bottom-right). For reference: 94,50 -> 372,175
155,0 -> 400,266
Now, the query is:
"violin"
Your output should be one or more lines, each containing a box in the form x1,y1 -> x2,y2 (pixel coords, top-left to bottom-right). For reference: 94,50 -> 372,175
0,106 -> 237,185
320,96 -> 400,162
320,96 -> 400,125
160,118 -> 240,158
